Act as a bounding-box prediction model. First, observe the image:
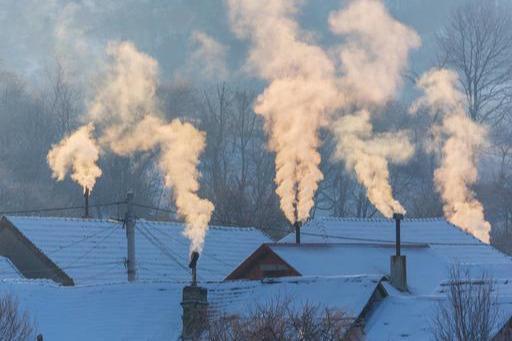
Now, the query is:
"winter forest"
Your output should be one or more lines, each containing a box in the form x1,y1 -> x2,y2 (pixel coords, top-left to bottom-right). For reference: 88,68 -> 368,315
1,0 -> 512,254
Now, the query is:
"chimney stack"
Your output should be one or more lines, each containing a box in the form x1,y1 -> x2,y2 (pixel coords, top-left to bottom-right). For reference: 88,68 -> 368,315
83,188 -> 90,218
182,252 -> 208,340
125,191 -> 136,282
294,221 -> 301,244
189,251 -> 199,287
390,213 -> 407,291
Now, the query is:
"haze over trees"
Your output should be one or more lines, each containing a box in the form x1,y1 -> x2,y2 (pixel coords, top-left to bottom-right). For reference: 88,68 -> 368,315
0,1 -> 511,251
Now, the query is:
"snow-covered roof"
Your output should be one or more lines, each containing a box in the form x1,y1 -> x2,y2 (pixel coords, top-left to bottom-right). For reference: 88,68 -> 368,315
0,257 -> 22,279
0,279 -> 183,340
274,217 -> 512,294
209,274 -> 384,319
280,217 -> 482,245
268,243 -> 445,294
4,216 -> 271,284
1,275 -> 384,340
365,281 -> 512,340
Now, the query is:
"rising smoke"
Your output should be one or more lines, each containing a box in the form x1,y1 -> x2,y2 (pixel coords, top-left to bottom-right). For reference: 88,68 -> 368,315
47,123 -> 102,193
227,0 -> 420,221
328,0 -> 420,217
48,41 -> 214,253
227,0 -> 342,223
411,68 -> 491,243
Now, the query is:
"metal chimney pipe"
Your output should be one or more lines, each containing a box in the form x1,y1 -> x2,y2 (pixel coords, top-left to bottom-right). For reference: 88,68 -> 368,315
393,213 -> 404,256
83,188 -> 90,218
294,221 -> 301,244
189,251 -> 199,287
125,191 -> 136,282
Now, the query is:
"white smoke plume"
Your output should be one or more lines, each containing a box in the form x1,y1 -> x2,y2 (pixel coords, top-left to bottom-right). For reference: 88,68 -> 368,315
185,31 -> 229,81
328,0 -> 420,217
47,41 -> 213,252
227,0 -> 342,223
411,68 -> 491,243
333,110 -> 414,217
88,41 -> 214,252
47,123 -> 102,192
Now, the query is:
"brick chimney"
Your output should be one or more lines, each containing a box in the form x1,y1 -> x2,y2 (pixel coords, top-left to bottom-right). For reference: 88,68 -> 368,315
125,191 -> 136,282
390,213 -> 407,291
181,252 -> 208,339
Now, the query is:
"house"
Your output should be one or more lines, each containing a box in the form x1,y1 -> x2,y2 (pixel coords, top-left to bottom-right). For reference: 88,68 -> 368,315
0,215 -> 271,285
1,215 -> 512,340
225,217 -> 512,339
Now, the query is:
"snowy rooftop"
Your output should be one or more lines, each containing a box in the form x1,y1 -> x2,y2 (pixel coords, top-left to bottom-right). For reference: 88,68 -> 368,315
3,275 -> 383,340
0,257 -> 22,279
4,216 -> 271,284
280,217 -> 482,245
274,217 -> 512,294
209,274 -> 384,319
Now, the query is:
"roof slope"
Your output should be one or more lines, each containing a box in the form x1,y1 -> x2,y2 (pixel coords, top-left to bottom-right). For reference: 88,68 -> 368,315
276,217 -> 512,294
0,279 -> 183,340
5,216 -> 271,284
280,217 -> 481,245
209,275 -> 385,319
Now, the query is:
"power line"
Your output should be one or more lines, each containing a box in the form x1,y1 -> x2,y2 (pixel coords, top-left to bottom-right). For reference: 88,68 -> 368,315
133,202 -> 176,215
0,201 -> 124,216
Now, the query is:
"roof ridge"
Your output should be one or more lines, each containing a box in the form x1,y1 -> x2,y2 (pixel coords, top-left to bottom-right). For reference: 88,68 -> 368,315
318,216 -> 447,223
5,215 -> 120,224
137,218 -> 259,231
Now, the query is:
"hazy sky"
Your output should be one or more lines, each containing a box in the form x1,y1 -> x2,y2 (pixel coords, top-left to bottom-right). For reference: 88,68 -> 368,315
0,0 -> 466,86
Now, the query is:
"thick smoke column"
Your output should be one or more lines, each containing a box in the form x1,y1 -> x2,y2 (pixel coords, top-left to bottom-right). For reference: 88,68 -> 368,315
227,0 -> 342,223
328,0 -> 421,217
47,123 -> 102,192
333,110 -> 414,217
47,41 -> 213,252
89,41 -> 214,252
412,68 -> 491,243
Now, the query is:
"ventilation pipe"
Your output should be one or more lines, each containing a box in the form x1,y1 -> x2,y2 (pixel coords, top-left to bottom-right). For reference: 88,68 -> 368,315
83,188 -> 90,218
125,191 -> 136,282
181,252 -> 208,340
294,221 -> 301,244
390,213 -> 407,291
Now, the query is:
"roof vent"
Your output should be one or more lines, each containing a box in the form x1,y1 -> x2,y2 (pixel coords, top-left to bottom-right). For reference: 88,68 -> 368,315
390,213 -> 407,291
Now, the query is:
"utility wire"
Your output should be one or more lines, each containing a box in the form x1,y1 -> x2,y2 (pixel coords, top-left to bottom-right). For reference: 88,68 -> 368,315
133,203 -> 176,215
136,223 -> 189,272
0,201 -> 124,216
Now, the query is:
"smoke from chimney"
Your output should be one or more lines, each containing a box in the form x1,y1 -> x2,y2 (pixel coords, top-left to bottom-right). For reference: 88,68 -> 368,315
47,41 -> 214,253
227,0 -> 343,224
411,68 -> 491,243
328,0 -> 420,218
89,41 -> 214,253
47,123 -> 102,193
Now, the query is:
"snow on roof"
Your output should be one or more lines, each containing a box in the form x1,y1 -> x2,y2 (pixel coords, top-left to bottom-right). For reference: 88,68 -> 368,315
208,275 -> 384,319
275,217 -> 512,293
365,282 -> 512,340
4,216 -> 271,284
0,275 -> 383,340
0,279 -> 183,340
269,243 -> 447,294
280,217 -> 481,245
0,257 -> 22,279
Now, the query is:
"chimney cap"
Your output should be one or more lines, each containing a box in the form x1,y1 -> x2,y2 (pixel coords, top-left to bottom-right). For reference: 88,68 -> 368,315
189,251 -> 199,269
393,213 -> 404,220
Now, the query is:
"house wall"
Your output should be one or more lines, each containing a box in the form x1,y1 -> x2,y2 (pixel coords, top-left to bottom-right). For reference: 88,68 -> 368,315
0,218 -> 74,286
226,249 -> 300,280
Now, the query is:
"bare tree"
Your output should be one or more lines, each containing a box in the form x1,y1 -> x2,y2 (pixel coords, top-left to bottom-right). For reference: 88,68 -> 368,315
0,294 -> 35,341
207,298 -> 351,340
431,265 -> 499,341
198,84 -> 285,232
438,0 -> 512,124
